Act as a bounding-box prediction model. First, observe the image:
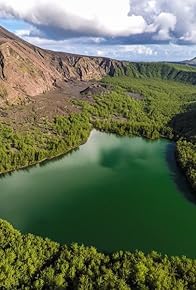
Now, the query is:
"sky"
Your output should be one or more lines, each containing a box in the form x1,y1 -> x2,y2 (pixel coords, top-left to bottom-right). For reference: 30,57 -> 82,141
0,0 -> 196,62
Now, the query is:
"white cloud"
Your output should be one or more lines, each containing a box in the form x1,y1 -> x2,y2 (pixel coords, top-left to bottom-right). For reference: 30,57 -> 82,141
96,50 -> 104,56
14,28 -> 32,37
146,13 -> 177,41
131,0 -> 196,43
1,0 -> 196,44
0,0 -> 147,37
121,45 -> 157,56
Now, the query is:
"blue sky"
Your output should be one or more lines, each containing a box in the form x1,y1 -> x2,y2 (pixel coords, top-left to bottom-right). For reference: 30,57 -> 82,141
1,0 -> 196,62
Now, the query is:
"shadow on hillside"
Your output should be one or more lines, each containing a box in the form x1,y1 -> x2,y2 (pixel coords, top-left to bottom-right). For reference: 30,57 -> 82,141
168,102 -> 196,140
165,142 -> 196,205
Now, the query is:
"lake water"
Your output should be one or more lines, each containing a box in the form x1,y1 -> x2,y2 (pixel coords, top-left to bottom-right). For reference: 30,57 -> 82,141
0,130 -> 195,257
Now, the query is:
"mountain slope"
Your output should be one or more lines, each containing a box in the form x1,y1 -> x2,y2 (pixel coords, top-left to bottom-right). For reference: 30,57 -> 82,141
0,26 -> 126,106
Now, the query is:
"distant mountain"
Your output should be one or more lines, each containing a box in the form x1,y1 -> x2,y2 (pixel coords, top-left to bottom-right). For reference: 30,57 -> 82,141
182,57 -> 196,66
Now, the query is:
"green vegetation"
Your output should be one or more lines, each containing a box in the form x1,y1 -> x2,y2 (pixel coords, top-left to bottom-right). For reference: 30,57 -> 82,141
95,77 -> 195,138
0,113 -> 91,173
167,63 -> 196,72
113,62 -> 196,85
176,140 -> 196,190
0,219 -> 196,290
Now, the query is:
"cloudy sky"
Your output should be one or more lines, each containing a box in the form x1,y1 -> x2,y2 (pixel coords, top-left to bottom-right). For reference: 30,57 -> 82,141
0,0 -> 196,61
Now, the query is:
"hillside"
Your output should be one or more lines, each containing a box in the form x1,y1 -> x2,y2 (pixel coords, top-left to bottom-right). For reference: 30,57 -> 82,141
0,26 -> 126,106
1,26 -> 196,108
110,61 -> 196,85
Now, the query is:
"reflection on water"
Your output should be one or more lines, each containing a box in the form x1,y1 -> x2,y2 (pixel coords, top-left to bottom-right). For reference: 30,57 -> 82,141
0,130 -> 195,257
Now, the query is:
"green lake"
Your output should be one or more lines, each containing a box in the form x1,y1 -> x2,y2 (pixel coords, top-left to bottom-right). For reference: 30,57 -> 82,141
0,130 -> 195,257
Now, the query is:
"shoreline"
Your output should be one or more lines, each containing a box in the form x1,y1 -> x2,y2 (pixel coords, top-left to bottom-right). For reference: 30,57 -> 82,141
0,128 -> 195,194
0,131 -> 93,177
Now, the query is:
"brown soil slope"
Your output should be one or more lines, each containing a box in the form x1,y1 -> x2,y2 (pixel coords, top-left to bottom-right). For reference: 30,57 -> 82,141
0,26 -> 126,107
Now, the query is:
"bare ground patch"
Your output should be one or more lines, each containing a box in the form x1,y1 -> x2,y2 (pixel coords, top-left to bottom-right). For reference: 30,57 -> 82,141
0,80 -> 98,130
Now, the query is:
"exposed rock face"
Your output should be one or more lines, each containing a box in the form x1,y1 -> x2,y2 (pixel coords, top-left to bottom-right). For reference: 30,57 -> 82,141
0,26 -> 126,106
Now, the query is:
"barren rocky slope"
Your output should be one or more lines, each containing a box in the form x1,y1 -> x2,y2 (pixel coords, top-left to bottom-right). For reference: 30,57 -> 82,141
0,26 -> 126,106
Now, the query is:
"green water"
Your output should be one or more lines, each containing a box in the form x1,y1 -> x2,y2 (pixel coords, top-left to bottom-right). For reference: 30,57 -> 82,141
0,130 -> 195,257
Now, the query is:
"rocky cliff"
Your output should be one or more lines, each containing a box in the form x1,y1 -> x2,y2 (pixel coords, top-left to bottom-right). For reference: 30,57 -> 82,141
0,26 -> 126,106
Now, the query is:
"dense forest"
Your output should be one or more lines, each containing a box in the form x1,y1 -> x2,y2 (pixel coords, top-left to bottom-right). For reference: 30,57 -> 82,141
0,219 -> 196,290
176,141 -> 196,190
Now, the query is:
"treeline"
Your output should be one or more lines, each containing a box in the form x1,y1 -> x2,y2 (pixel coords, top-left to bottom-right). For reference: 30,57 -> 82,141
176,140 -> 196,191
0,113 -> 91,173
0,219 -> 196,290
